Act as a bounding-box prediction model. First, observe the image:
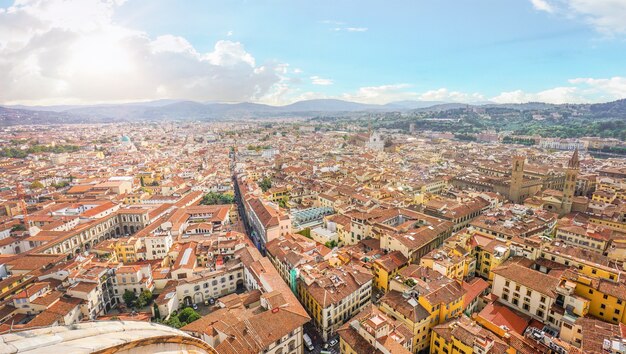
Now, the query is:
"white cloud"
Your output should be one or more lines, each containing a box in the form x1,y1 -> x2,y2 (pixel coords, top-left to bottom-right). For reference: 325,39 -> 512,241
530,0 -> 554,13
336,85 -> 485,105
319,20 -> 345,25
419,88 -> 485,102
332,27 -> 368,32
269,77 -> 626,106
345,27 -> 368,32
340,84 -> 414,104
150,35 -> 197,55
568,76 -> 626,99
491,87 -> 583,104
204,40 -> 256,67
0,0 -> 284,105
321,20 -> 368,33
310,76 -> 333,86
491,77 -> 626,104
529,0 -> 626,34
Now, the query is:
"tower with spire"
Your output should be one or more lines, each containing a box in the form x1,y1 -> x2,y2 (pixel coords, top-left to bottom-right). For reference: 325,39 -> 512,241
560,148 -> 579,216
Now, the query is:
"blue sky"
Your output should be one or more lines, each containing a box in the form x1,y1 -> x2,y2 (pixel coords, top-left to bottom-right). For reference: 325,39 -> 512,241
1,0 -> 625,105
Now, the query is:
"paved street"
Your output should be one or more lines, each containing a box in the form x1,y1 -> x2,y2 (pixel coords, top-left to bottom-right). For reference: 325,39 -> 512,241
303,322 -> 339,354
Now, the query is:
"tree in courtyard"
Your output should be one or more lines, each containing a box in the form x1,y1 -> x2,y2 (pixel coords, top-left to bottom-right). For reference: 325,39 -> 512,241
258,177 -> 272,192
136,290 -> 153,308
178,307 -> 201,324
123,290 -> 137,307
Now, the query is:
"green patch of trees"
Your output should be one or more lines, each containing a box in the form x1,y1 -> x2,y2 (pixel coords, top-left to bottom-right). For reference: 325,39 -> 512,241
123,290 -> 153,308
200,192 -> 235,205
246,145 -> 271,152
0,144 -> 80,158
296,228 -> 312,239
258,177 -> 272,192
50,181 -> 70,189
589,145 -> 626,156
502,136 -> 536,145
30,181 -> 44,189
325,240 -> 338,248
163,307 -> 201,329
11,224 -> 26,232
454,134 -> 477,142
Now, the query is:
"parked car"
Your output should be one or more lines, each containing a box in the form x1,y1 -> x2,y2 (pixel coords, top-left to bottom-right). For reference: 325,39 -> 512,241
192,303 -> 198,310
303,333 -> 314,351
328,338 -> 338,347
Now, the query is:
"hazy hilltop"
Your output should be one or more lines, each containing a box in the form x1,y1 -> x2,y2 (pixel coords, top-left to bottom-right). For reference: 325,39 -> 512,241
1,98 -> 626,126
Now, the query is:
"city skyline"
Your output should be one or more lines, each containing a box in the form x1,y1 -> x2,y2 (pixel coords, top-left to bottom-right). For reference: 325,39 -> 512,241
1,0 -> 626,106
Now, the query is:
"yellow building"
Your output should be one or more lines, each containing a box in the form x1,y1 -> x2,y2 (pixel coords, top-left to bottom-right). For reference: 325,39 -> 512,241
384,265 -> 466,352
589,214 -> 626,233
430,316 -> 513,354
472,234 -> 510,281
137,171 -> 161,186
541,242 -> 621,282
296,262 -> 373,341
379,290 -> 432,353
419,246 -> 473,281
123,192 -> 150,205
592,190 -> 616,204
554,217 -> 611,253
266,186 -> 290,203
565,272 -> 626,324
337,304 -> 413,354
114,236 -> 143,263
0,274 -> 31,301
372,251 -> 408,292
418,283 -> 465,326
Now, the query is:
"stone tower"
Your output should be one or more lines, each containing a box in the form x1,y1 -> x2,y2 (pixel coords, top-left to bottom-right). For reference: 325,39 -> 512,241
509,154 -> 525,204
561,148 -> 579,216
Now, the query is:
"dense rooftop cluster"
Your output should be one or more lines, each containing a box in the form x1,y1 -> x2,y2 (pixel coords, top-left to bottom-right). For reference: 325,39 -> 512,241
0,121 -> 625,354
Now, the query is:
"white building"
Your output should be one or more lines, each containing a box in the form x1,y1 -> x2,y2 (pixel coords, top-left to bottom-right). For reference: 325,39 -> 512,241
145,231 -> 173,260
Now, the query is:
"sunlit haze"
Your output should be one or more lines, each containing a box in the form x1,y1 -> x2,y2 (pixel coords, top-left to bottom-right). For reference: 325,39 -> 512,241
1,0 -> 626,105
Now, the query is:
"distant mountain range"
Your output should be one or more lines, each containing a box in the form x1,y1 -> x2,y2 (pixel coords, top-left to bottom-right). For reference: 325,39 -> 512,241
1,98 -> 625,126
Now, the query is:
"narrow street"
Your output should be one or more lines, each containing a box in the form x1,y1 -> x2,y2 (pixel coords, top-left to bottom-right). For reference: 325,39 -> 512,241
230,150 -> 334,353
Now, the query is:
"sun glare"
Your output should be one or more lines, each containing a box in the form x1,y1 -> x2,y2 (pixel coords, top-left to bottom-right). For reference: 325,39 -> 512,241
68,33 -> 132,77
